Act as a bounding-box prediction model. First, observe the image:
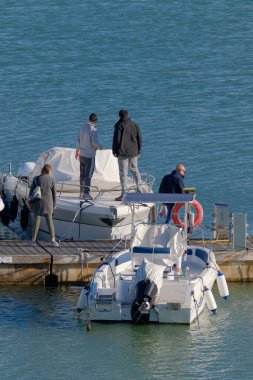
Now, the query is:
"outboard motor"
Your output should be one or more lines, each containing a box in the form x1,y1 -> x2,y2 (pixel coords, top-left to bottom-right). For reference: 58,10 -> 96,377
131,279 -> 158,324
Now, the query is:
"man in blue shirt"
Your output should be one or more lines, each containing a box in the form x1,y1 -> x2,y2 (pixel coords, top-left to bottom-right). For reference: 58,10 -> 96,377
159,164 -> 186,223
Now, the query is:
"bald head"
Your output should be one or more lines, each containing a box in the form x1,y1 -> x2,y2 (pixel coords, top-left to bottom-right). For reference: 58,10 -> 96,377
176,164 -> 186,176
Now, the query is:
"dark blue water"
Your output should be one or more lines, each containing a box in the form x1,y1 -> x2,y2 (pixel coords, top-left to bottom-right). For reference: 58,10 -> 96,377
1,1 -> 253,378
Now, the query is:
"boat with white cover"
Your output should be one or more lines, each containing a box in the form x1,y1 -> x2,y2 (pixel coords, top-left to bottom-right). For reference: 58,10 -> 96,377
0,147 -> 155,241
77,193 -> 229,324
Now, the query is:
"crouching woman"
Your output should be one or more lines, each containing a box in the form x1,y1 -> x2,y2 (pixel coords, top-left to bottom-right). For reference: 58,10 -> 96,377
28,164 -> 59,247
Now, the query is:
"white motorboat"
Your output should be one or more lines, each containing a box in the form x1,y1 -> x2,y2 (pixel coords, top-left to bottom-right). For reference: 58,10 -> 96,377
77,193 -> 229,324
0,147 -> 155,241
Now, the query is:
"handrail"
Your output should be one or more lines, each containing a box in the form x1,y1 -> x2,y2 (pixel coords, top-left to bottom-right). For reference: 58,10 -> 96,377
57,172 -> 155,198
1,171 -> 155,201
140,172 -> 156,191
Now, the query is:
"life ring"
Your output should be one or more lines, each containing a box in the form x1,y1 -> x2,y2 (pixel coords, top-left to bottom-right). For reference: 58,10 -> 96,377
171,200 -> 203,228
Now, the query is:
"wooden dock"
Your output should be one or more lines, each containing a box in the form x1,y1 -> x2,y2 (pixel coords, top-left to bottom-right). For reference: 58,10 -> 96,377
0,238 -> 253,284
0,239 -> 129,285
189,238 -> 253,282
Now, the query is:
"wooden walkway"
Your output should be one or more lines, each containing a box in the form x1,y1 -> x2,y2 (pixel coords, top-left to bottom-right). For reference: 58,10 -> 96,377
0,239 -> 129,284
0,238 -> 253,283
188,238 -> 253,264
188,238 -> 253,282
0,239 -> 129,263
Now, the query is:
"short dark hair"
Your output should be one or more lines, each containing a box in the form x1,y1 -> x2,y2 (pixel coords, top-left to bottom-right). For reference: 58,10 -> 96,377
89,113 -> 98,123
119,109 -> 128,118
41,164 -> 52,175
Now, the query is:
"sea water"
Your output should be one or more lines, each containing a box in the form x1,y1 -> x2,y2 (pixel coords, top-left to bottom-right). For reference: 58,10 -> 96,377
1,0 -> 253,231
1,1 -> 253,378
0,284 -> 253,380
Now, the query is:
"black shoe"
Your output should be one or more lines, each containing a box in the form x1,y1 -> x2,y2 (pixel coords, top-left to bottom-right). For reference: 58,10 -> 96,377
115,195 -> 123,201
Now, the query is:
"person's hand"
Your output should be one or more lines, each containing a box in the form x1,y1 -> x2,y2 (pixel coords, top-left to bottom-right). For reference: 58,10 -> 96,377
27,203 -> 32,209
75,151 -> 79,160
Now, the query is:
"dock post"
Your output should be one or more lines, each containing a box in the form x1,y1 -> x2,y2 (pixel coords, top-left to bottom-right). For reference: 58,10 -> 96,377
44,253 -> 58,287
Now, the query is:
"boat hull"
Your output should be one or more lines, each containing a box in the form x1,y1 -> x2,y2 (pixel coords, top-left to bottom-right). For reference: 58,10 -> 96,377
1,174 -> 152,241
80,246 -> 218,325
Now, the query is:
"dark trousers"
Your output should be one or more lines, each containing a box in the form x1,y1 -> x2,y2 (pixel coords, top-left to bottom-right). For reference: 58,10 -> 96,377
79,156 -> 95,194
165,203 -> 174,224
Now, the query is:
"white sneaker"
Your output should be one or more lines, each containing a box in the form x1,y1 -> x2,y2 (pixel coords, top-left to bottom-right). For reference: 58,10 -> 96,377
52,241 -> 59,247
29,241 -> 37,247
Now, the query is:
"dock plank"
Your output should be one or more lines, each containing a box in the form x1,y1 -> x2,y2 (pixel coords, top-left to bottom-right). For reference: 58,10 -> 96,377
0,238 -> 253,283
0,239 -> 128,259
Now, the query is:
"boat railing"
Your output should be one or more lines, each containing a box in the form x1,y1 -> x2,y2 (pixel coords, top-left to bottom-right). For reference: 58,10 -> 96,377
57,172 -> 155,197
140,172 -> 156,191
3,170 -> 155,203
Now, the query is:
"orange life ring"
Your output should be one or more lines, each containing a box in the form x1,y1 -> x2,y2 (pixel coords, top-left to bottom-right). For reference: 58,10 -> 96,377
171,200 -> 203,228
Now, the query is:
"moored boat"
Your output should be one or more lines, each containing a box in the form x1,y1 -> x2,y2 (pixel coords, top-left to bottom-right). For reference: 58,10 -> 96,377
77,193 -> 229,324
0,147 -> 155,241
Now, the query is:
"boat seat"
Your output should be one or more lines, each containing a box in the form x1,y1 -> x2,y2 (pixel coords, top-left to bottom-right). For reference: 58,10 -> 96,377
187,248 -> 208,263
132,246 -> 170,254
132,246 -> 171,266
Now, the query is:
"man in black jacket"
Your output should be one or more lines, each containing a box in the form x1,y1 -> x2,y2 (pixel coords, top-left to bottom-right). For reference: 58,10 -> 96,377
159,164 -> 186,223
112,109 -> 142,201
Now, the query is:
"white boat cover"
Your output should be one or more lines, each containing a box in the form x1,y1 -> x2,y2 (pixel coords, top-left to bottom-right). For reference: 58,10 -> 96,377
132,223 -> 187,263
28,147 -> 121,191
18,162 -> 35,177
129,258 -> 166,302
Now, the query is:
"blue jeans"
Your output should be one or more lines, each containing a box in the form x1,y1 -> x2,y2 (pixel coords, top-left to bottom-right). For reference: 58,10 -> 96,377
79,156 -> 95,194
